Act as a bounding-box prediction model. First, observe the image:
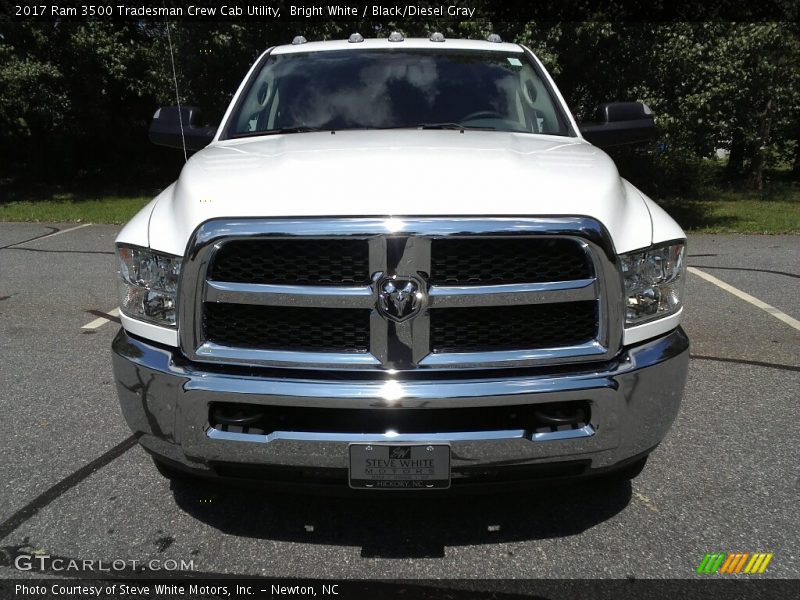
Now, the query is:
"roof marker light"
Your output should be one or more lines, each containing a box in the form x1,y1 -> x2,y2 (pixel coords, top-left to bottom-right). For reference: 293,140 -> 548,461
387,31 -> 404,42
429,32 -> 445,42
486,34 -> 503,43
291,36 -> 307,45
348,33 -> 364,43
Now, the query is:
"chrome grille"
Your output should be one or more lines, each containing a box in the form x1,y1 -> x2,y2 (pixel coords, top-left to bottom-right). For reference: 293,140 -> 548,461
179,218 -> 622,371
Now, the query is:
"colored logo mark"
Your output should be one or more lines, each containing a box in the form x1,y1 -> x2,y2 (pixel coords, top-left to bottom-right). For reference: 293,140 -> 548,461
697,552 -> 773,574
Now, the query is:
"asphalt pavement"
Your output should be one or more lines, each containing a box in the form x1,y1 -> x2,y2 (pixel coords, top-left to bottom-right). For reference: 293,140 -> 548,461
0,223 -> 797,580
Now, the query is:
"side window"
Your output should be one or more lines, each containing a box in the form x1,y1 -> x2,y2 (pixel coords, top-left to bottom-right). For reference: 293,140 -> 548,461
520,72 -> 556,134
236,70 -> 275,132
512,87 -> 527,131
492,72 -> 525,130
267,90 -> 279,129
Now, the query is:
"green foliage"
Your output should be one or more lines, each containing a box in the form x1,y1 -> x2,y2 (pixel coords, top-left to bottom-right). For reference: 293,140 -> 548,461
0,21 -> 176,180
512,22 -> 800,193
0,20 -> 798,194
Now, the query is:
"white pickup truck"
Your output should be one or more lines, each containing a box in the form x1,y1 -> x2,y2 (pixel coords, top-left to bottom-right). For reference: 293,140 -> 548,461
112,34 -> 688,491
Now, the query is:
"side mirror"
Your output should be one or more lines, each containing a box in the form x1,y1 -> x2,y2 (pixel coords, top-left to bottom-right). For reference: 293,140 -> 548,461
149,106 -> 216,151
579,102 -> 655,149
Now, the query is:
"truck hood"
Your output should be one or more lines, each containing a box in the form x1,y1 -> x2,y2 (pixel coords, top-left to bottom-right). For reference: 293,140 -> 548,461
147,130 -> 653,255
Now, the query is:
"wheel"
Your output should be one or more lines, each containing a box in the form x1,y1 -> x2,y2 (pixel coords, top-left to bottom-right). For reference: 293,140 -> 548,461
602,456 -> 648,483
152,457 -> 191,481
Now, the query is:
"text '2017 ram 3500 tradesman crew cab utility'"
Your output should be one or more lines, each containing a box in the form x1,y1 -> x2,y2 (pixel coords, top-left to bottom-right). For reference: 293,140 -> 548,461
112,35 -> 689,491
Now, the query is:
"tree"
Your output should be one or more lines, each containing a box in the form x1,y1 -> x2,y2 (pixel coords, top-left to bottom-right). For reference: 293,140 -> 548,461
1,19 -> 798,192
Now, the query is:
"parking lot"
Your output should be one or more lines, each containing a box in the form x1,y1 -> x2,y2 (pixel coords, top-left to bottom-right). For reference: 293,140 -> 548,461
0,222 -> 797,579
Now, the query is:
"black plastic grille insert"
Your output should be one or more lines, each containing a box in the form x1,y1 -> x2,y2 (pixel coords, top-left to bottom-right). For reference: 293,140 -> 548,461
209,401 -> 590,435
209,239 -> 370,286
430,237 -> 591,285
204,303 -> 370,352
430,301 -> 598,352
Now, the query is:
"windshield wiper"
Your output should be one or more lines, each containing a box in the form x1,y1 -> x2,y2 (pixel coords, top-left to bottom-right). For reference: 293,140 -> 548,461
350,123 -> 499,132
417,123 -> 498,131
231,126 -> 326,138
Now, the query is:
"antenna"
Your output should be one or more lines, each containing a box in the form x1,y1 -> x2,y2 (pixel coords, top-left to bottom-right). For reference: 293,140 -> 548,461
164,17 -> 188,162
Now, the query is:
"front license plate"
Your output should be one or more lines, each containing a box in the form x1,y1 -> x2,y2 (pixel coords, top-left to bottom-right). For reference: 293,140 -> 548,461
348,443 -> 451,490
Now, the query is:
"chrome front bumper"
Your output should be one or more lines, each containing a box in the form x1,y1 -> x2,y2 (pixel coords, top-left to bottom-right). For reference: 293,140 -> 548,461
112,327 -> 689,486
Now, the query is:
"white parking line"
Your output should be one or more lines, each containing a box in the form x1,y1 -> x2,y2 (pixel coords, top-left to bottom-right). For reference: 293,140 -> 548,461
39,223 -> 92,240
688,267 -> 800,331
81,307 -> 120,330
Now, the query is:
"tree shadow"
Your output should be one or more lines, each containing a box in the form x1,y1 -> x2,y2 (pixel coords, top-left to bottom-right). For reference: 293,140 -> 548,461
656,198 -> 739,231
170,478 -> 632,559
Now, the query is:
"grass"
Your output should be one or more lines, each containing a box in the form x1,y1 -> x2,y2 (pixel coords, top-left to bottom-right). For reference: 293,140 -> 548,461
0,192 -> 151,225
657,187 -> 800,234
1,185 -> 798,234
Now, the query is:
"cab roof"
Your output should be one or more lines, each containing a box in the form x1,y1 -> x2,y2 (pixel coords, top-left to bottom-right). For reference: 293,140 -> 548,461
271,38 -> 524,55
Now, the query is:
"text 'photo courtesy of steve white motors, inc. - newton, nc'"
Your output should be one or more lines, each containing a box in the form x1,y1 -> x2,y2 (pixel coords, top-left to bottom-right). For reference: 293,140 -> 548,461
14,583 -> 335,597
13,3 -> 478,18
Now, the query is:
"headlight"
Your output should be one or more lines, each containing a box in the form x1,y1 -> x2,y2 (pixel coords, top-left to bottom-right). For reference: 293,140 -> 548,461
116,244 -> 182,327
620,241 -> 685,326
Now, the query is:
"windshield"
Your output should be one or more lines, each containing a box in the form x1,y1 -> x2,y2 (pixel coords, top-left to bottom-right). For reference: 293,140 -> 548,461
225,49 -> 572,138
